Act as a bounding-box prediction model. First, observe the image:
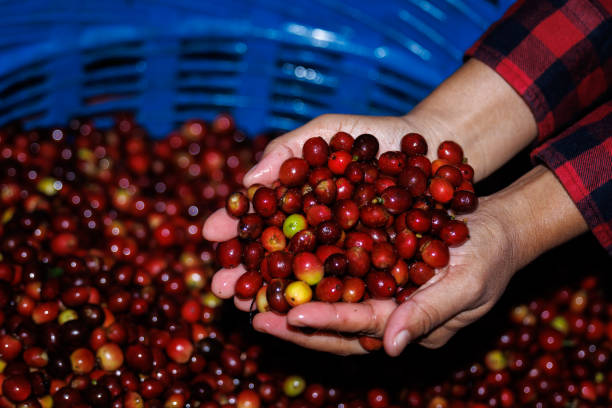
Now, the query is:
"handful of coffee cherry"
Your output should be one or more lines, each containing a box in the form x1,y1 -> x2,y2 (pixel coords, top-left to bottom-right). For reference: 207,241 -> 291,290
218,132 -> 478,313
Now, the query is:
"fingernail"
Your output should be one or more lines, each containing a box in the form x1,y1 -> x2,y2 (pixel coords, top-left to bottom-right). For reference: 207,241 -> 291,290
393,330 -> 411,353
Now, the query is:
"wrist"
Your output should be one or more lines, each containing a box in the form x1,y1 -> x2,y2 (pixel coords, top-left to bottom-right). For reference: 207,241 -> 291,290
403,59 -> 538,181
486,166 -> 588,268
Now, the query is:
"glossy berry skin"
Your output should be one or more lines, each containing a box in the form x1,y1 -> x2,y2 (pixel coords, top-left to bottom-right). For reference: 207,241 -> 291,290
235,270 -> 263,299
282,214 -> 307,239
315,221 -> 342,245
266,279 -> 290,313
401,132 -> 427,156
409,261 -> 435,285
293,252 -> 324,285
96,343 -> 124,371
315,277 -> 343,302
342,277 -> 366,302
344,162 -> 364,183
2,374 -> 32,402
324,253 -> 348,276
336,177 -> 355,200
379,186 -> 412,215
436,164 -> 463,187
327,150 -> 353,175
451,190 -> 478,214
440,220 -> 469,247
226,192 -> 249,218
367,388 -> 390,408
437,140 -> 464,164
420,239 -> 450,268
261,226 -> 286,252
243,241 -> 265,269
252,187 -> 278,217
302,137 -> 329,167
352,134 -> 379,161
279,158 -> 309,187
165,338 -> 194,364
314,178 -> 337,205
378,151 -> 406,175
366,271 -> 396,299
360,204 -> 390,228
266,251 -> 293,279
335,199 -> 360,230
284,281 -> 312,307
346,247 -> 371,277
288,229 -> 317,253
429,177 -> 455,204
371,242 -> 396,269
216,238 -> 242,269
279,188 -> 303,214
395,229 -> 417,259
398,167 -> 427,197
330,131 -> 354,151
238,214 -> 264,240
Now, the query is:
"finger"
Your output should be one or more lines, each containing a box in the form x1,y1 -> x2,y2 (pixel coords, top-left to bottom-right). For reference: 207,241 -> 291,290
211,265 -> 246,298
234,296 -> 254,312
286,300 -> 396,336
252,312 -> 368,355
383,270 -> 474,356
202,208 -> 239,241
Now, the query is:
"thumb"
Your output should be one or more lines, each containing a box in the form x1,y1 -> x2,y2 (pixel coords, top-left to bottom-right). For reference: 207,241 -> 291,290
382,270 -> 474,356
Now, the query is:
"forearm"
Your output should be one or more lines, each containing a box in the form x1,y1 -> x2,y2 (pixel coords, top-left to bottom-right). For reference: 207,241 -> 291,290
404,58 -> 537,181
490,165 -> 588,270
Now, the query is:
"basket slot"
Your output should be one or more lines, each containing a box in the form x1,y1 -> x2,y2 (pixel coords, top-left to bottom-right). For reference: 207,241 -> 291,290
84,56 -> 145,73
84,66 -> 143,84
175,93 -> 243,107
177,60 -> 244,73
78,100 -> 139,116
177,77 -> 239,91
0,92 -> 47,123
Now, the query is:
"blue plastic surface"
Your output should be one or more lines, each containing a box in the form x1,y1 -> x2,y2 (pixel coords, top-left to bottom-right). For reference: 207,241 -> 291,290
0,0 -> 513,138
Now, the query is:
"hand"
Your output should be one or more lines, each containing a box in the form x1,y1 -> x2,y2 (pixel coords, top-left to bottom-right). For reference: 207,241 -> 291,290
250,195 -> 516,355
202,113 -> 446,310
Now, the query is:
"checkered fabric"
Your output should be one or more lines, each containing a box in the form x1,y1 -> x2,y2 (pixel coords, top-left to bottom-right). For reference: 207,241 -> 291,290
533,102 -> 612,255
466,0 -> 612,254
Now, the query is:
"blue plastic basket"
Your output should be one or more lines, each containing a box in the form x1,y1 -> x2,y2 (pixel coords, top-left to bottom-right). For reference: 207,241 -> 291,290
0,0 -> 512,138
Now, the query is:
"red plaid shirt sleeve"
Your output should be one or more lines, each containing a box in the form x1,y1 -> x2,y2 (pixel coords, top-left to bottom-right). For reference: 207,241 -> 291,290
465,0 -> 612,141
465,0 -> 612,255
532,101 -> 612,255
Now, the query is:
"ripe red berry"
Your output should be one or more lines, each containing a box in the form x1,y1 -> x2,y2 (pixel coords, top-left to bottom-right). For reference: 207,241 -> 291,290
279,158 -> 309,187
302,137 -> 329,167
327,150 -> 353,175
401,132 -> 427,156
330,131 -> 354,151
437,140 -> 464,164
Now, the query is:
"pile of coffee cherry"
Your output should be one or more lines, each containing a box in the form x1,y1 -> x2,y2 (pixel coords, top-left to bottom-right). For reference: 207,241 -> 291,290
397,272 -> 612,408
218,133 -> 477,313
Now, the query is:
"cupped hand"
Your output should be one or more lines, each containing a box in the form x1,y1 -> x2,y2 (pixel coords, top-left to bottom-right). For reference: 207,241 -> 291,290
202,113 -> 441,307
202,113 -> 519,356
250,196 -> 517,355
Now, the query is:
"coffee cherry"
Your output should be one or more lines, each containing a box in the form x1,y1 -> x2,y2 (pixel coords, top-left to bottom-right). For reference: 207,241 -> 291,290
252,187 -> 277,217
217,238 -> 242,269
235,271 -> 264,299
238,214 -> 264,240
293,252 -> 324,286
284,281 -> 312,307
401,133 -> 427,156
315,277 -> 343,302
437,140 -> 464,164
302,137 -> 329,167
352,134 -> 379,161
327,151 -> 352,175
226,192 -> 249,218
366,271 -> 396,298
330,131 -> 354,151
279,158 -> 309,187
420,239 -> 450,268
